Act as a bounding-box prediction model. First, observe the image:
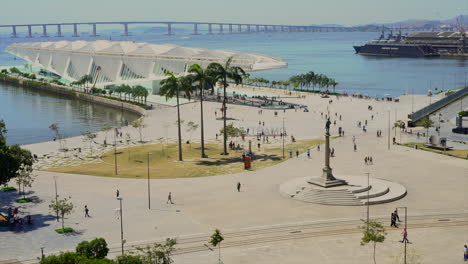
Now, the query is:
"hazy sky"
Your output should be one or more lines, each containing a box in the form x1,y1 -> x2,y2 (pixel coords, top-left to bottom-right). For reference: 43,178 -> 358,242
1,0 -> 466,25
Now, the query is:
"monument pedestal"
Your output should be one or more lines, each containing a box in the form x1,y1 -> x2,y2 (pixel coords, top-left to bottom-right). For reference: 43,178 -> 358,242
308,167 -> 347,188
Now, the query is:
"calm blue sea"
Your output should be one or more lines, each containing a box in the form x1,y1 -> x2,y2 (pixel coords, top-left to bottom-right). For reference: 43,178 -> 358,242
0,29 -> 466,145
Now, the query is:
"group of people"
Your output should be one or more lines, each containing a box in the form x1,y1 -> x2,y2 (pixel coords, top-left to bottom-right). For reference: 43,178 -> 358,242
364,156 -> 373,165
6,207 -> 33,227
376,130 -> 383,137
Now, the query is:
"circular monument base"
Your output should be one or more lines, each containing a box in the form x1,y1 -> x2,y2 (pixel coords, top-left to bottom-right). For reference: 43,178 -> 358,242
280,175 -> 406,206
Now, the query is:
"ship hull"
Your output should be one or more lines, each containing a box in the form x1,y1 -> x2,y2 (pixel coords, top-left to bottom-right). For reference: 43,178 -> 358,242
354,43 -> 439,57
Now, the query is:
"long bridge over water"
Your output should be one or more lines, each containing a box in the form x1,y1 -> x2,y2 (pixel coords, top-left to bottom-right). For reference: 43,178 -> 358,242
0,21 -> 354,38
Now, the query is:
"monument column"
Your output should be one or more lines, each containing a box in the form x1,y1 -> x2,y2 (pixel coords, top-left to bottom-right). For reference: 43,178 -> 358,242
308,119 -> 347,188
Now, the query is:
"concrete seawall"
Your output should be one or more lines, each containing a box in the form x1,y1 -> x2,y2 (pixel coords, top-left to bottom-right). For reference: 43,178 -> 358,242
0,75 -> 146,116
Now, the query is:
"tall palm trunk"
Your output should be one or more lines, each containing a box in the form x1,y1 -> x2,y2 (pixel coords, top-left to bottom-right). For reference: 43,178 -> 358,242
176,92 -> 183,161
200,85 -> 207,158
222,79 -> 228,155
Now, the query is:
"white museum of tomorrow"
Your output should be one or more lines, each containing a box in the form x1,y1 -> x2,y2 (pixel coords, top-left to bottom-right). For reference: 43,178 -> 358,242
6,40 -> 287,93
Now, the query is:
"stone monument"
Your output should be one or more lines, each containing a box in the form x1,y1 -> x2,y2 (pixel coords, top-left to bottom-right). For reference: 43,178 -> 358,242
308,119 -> 347,188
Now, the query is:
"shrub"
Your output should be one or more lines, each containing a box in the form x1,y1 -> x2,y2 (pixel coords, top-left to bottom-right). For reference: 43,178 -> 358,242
16,198 -> 32,203
459,111 -> 467,117
1,186 -> 17,192
115,255 -> 144,264
76,238 -> 109,259
55,227 -> 74,233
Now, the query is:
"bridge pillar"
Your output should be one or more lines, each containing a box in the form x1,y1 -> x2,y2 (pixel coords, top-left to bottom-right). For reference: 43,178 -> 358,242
166,23 -> 173,35
264,25 -> 268,32
229,24 -> 232,34
219,24 -> 223,34
42,25 -> 48,37
247,25 -> 251,33
208,24 -> 212,34
256,25 -> 260,33
73,23 -> 79,37
57,25 -> 63,37
123,23 -> 129,36
91,24 -> 97,37
193,24 -> 199,35
237,24 -> 241,33
11,26 -> 17,38
27,25 -> 32,38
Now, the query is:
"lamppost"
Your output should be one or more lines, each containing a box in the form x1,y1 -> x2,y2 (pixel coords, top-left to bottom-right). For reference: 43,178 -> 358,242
387,110 -> 391,150
365,172 -> 370,231
114,128 -> 118,175
282,117 -> 285,159
438,113 -> 442,136
147,152 -> 152,210
117,197 -> 125,256
397,206 -> 408,264
40,247 -> 45,260
53,176 -> 59,222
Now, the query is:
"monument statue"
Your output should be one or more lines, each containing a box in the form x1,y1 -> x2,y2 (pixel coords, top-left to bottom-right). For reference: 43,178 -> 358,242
325,118 -> 331,136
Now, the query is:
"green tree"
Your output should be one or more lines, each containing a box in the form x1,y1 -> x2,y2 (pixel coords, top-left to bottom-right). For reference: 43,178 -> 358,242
160,73 -> 192,161
81,131 -> 97,156
135,238 -> 177,264
49,196 -> 74,232
360,220 -> 386,264
420,117 -> 434,143
131,117 -> 146,143
0,120 -> 34,186
188,64 -> 214,158
76,238 -> 109,259
393,120 -> 405,143
207,57 -> 246,155
15,166 -> 36,199
210,229 -> 224,264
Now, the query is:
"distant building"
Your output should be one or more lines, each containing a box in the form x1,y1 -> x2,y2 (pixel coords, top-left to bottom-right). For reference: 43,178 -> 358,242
6,40 -> 287,94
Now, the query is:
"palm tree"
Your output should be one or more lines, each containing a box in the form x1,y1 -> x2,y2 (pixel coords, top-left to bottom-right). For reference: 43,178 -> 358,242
188,64 -> 213,158
160,73 -> 192,161
207,57 -> 246,155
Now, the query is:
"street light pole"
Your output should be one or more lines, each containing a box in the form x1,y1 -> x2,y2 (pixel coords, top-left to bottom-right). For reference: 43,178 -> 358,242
53,176 -> 59,222
147,152 -> 151,210
282,118 -> 285,159
397,206 -> 408,264
114,128 -> 118,175
118,197 -> 124,256
365,172 -> 370,231
388,111 -> 391,150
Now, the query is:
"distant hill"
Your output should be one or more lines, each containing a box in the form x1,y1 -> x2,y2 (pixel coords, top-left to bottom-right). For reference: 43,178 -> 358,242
381,15 -> 468,31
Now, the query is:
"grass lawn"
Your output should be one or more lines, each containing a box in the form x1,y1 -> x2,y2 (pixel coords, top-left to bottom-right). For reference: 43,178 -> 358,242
47,138 -> 324,178
403,142 -> 468,159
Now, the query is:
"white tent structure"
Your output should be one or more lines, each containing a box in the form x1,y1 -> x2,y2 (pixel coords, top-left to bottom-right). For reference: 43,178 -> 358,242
6,40 -> 287,93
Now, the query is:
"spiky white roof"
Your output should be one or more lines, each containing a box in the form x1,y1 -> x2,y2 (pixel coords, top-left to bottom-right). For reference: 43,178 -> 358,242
7,40 -> 287,71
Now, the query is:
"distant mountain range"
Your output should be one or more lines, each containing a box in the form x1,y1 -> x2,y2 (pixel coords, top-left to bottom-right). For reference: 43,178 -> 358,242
316,15 -> 468,32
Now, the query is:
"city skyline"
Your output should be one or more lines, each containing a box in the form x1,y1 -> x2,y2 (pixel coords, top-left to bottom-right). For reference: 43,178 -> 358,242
0,0 -> 466,26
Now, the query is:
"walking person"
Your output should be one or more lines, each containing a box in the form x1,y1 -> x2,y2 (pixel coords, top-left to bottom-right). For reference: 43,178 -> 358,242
317,144 -> 320,151
365,157 -> 368,165
167,192 -> 174,204
84,205 -> 90,218
289,150 -> 293,158
394,209 -> 400,222
354,143 -> 357,152
116,189 -> 119,198
307,149 -> 310,159
296,150 -> 299,158
369,156 -> 373,164
390,212 -> 397,228
237,182 -> 241,192
464,245 -> 468,261
401,228 -> 409,243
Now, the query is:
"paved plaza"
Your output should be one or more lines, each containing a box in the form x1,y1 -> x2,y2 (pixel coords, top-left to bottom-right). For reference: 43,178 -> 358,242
1,86 -> 467,263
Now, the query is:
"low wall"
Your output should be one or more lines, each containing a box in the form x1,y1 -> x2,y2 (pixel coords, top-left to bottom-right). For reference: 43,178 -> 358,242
0,75 -> 145,116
